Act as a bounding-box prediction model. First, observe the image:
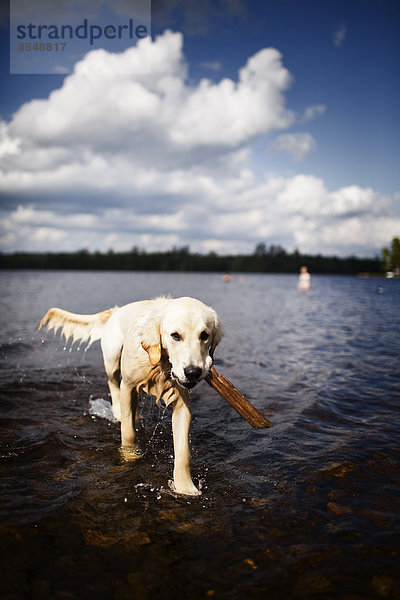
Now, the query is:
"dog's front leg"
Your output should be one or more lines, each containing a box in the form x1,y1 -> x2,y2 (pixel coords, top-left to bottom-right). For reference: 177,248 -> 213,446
172,395 -> 201,496
119,379 -> 138,447
107,371 -> 121,422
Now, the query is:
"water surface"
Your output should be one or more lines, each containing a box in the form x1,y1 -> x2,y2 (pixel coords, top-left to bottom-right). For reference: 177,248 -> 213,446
1,270 -> 399,599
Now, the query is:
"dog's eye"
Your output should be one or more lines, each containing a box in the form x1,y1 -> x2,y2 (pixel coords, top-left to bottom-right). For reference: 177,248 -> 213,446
200,330 -> 209,342
171,332 -> 182,341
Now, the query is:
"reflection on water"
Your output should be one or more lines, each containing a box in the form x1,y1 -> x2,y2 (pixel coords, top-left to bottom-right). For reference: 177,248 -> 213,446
0,271 -> 399,599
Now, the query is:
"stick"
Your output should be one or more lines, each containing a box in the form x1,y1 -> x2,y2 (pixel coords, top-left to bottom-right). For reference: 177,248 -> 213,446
205,366 -> 273,429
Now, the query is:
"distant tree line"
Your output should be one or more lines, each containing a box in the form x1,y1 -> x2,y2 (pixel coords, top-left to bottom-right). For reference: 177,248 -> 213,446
382,237 -> 400,275
0,244 -> 383,275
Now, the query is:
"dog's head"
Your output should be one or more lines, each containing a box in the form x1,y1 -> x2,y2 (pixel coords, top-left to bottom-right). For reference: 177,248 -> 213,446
140,297 -> 222,389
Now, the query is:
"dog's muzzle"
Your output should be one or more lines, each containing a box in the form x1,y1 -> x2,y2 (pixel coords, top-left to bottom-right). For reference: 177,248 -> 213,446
173,365 -> 203,390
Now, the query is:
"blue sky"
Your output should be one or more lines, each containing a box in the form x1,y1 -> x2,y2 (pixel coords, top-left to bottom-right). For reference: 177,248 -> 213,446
0,0 -> 399,257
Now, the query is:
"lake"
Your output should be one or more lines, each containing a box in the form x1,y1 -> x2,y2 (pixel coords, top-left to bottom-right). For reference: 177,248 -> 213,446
0,270 -> 399,599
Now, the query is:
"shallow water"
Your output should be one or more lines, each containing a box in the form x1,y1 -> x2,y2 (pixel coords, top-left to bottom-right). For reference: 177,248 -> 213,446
0,270 -> 399,599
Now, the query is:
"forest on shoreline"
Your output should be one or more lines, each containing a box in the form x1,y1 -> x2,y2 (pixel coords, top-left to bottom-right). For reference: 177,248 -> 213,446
0,245 -> 383,275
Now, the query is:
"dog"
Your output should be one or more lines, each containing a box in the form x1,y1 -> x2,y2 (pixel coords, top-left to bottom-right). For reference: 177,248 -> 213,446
39,296 -> 222,496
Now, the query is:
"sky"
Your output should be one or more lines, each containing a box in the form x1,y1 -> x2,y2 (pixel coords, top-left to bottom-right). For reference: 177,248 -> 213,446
0,0 -> 399,257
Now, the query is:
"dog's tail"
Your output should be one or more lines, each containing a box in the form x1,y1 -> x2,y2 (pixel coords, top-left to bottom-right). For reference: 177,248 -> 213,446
38,306 -> 118,346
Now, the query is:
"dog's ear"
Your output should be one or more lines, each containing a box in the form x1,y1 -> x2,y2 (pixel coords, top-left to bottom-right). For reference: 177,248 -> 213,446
139,314 -> 162,366
210,312 -> 222,359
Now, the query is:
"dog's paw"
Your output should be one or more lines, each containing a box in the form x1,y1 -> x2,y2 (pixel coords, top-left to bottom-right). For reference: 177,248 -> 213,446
119,445 -> 143,462
185,486 -> 202,496
170,479 -> 202,496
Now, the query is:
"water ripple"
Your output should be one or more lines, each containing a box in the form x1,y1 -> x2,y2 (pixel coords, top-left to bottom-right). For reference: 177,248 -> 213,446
1,272 -> 399,599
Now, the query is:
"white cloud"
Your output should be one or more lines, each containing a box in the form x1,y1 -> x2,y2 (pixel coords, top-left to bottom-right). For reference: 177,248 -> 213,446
268,132 -> 316,161
0,122 -> 20,158
0,30 -> 398,258
11,204 -> 97,228
174,47 -> 293,147
31,227 -> 67,243
5,31 -> 292,158
2,174 -> 398,257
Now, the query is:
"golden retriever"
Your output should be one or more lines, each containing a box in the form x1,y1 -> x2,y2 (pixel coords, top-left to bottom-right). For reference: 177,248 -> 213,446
39,297 -> 222,496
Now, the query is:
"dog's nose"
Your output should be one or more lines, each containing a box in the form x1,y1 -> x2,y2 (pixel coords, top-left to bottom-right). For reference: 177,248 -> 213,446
184,365 -> 202,381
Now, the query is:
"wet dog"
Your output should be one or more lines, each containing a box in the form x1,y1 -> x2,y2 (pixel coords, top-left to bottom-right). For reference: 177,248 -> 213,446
39,296 -> 221,495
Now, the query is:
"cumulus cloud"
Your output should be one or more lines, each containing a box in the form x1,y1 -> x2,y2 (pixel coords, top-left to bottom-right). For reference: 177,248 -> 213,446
1,175 -> 397,257
0,30 -> 398,257
0,126 -> 20,158
4,31 -> 293,165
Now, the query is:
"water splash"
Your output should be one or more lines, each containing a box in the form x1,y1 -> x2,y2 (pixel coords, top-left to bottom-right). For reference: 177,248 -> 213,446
88,397 -> 118,423
119,445 -> 144,461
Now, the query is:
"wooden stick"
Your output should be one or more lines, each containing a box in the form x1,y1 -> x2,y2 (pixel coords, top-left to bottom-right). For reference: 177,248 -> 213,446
205,366 -> 273,429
